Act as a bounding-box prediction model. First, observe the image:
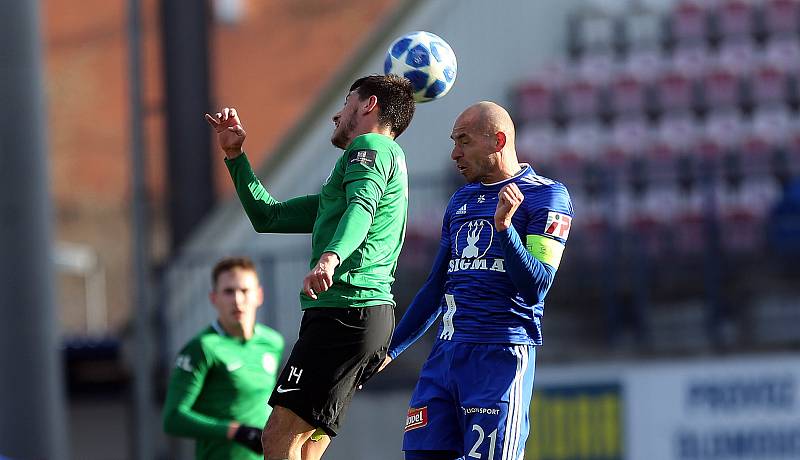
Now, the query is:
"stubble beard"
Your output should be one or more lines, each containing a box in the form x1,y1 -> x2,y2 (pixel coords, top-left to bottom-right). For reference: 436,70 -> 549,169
331,114 -> 357,149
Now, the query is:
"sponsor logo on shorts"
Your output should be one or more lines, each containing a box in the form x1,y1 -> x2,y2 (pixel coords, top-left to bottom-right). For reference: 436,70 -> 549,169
462,406 -> 501,416
275,385 -> 300,394
405,406 -> 428,432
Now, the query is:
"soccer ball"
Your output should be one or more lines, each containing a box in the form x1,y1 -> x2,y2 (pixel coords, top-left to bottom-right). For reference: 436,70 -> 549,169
384,31 -> 457,103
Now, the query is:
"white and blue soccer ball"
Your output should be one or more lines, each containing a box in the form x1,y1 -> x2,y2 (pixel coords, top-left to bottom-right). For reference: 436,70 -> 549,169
384,31 -> 457,103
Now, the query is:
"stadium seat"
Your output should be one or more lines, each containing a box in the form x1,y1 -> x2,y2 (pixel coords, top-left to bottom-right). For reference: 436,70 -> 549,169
762,0 -> 800,40
668,0 -> 711,48
620,8 -> 663,52
714,0 -> 757,45
699,65 -> 740,111
561,77 -> 603,121
517,122 -> 559,168
562,120 -> 608,164
573,12 -> 618,55
652,111 -> 700,162
672,188 -> 708,255
700,109 -> 747,159
654,68 -> 695,114
630,185 -> 679,257
749,63 -> 789,108
608,73 -> 649,117
516,80 -> 557,124
606,115 -> 653,164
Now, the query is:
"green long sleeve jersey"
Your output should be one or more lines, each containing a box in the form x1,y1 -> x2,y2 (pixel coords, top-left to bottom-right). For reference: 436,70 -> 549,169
162,322 -> 284,460
225,133 -> 409,309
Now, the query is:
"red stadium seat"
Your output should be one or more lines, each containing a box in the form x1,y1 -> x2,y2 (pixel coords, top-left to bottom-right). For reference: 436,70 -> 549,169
517,123 -> 559,168
563,120 -> 609,163
672,188 -> 707,255
517,80 -> 557,123
750,63 -> 788,107
716,0 -> 756,44
607,115 -> 653,163
652,112 -> 700,161
655,69 -> 695,114
562,78 -> 602,120
763,0 -> 800,40
700,109 -> 746,159
669,0 -> 710,47
700,66 -> 739,111
609,73 -> 648,116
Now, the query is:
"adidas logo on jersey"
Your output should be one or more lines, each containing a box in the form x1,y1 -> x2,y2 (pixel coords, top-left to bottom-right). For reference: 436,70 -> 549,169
456,204 -> 467,215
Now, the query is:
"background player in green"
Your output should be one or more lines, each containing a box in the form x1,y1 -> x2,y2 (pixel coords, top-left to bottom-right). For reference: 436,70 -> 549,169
205,74 -> 416,460
163,256 -> 285,459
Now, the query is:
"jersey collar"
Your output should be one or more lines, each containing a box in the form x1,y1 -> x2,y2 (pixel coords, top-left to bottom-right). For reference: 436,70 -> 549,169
480,163 -> 533,187
211,320 -> 227,336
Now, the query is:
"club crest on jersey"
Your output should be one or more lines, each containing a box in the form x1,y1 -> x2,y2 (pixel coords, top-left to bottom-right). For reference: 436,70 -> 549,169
477,194 -> 485,203
405,407 -> 428,432
262,353 -> 278,375
545,211 -> 572,239
449,219 -> 505,273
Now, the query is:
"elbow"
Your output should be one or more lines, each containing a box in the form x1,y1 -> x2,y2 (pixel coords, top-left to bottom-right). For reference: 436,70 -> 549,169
162,409 -> 180,435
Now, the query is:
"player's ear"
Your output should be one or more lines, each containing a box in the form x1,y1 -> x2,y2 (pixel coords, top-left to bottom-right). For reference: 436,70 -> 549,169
494,131 -> 506,152
256,286 -> 264,307
208,291 -> 216,306
362,95 -> 379,115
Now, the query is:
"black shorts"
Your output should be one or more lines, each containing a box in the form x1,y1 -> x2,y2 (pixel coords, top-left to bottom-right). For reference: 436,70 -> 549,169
268,305 -> 394,436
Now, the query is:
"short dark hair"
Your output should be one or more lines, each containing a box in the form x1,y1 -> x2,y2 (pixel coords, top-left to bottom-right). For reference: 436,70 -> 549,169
211,256 -> 258,288
350,74 -> 416,138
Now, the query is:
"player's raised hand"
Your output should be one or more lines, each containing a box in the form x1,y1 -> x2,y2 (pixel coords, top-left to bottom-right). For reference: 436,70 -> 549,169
495,183 -> 524,231
302,252 -> 339,300
204,107 -> 246,159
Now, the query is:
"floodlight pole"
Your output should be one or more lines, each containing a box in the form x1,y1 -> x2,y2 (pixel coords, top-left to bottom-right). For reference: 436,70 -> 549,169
0,1 -> 68,458
127,0 -> 156,458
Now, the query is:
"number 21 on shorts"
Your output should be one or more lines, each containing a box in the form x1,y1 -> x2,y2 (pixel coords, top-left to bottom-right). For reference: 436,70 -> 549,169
468,423 -> 497,459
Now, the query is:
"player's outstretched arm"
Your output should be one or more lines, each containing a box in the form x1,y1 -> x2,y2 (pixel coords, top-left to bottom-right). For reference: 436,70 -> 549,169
386,235 -> 450,360
207,107 -> 318,233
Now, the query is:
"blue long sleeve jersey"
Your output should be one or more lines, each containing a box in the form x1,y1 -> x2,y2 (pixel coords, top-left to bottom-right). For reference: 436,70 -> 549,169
389,165 -> 573,358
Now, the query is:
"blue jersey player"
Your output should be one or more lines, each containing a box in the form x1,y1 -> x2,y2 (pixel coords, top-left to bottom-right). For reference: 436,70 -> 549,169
379,102 -> 573,460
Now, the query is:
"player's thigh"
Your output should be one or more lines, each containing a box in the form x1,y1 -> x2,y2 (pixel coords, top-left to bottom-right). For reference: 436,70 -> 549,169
262,405 -> 316,454
268,306 -> 394,436
403,341 -> 462,453
458,344 -> 536,460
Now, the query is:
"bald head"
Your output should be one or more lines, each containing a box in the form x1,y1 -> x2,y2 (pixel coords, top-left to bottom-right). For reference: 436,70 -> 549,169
450,101 -> 522,183
457,101 -> 516,148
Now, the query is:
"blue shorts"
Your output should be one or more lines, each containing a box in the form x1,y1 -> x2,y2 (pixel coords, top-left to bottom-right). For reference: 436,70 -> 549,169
403,340 -> 536,459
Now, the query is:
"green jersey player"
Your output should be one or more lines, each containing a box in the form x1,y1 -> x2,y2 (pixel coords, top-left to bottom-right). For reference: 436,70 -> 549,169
163,257 -> 284,460
206,74 -> 416,460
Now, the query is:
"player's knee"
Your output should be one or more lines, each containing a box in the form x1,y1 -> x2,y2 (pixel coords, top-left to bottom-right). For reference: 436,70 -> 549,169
405,450 -> 461,460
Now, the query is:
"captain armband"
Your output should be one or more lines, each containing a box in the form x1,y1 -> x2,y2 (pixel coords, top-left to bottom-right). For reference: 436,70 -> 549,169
525,234 -> 565,269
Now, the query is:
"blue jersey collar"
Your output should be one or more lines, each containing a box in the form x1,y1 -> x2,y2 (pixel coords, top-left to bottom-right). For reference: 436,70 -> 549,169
480,163 -> 533,187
